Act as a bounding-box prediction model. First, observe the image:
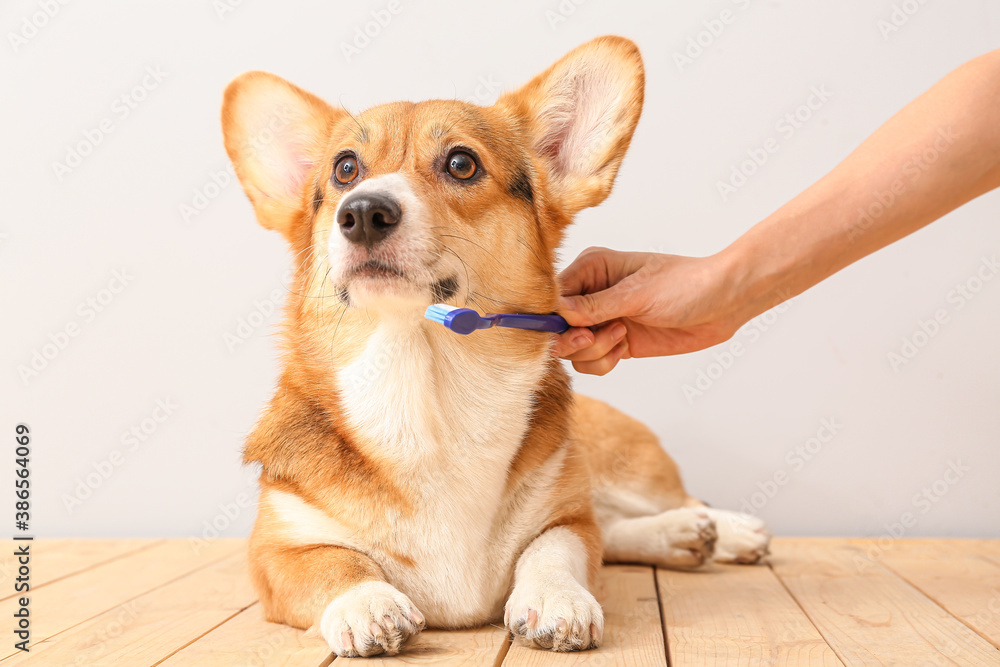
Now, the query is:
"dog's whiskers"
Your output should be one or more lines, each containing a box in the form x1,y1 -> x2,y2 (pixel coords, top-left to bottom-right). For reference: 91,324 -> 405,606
516,234 -> 548,271
431,228 -> 505,269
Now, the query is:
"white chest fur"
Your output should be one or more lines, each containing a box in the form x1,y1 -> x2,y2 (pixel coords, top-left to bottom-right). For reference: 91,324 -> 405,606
332,322 -> 562,625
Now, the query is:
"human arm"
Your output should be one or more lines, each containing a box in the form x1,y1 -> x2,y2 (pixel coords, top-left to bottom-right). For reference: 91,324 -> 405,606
556,49 -> 1000,375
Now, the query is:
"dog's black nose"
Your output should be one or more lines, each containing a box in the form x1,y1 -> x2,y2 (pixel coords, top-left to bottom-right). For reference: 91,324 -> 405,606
337,193 -> 401,248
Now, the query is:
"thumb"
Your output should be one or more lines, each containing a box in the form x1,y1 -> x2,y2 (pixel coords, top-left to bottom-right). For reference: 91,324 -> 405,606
558,283 -> 634,327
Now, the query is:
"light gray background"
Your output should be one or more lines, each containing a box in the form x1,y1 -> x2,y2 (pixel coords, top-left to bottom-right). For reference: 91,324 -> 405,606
3,0 -> 998,539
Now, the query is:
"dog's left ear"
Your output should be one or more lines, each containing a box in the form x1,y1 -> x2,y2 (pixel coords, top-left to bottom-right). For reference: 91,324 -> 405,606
499,36 -> 644,216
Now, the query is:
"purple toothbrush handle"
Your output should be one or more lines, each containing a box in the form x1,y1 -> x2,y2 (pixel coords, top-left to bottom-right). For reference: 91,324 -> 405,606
491,313 -> 570,334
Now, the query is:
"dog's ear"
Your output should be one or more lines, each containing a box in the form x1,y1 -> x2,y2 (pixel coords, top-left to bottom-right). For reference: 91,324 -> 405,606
499,36 -> 644,216
222,71 -> 341,239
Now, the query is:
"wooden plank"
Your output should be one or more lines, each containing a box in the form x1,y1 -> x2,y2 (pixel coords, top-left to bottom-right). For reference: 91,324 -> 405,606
339,625 -> 509,666
160,602 -> 333,667
658,561 -> 841,666
0,538 -> 243,658
854,538 -> 1000,650
502,565 -> 666,667
3,550 -> 257,666
962,539 -> 1000,565
0,539 -> 162,600
770,538 -> 1000,666
970,540 -> 1000,568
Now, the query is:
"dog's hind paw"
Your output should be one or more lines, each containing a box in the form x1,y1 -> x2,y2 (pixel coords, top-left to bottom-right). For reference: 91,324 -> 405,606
707,509 -> 771,564
602,507 -> 718,569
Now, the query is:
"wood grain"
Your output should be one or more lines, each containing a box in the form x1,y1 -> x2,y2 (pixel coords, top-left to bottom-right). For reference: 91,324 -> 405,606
159,602 -> 334,666
502,565 -> 667,667
0,538 -> 242,659
0,539 -> 161,600
854,538 -> 1000,650
770,538 -> 1000,666
2,538 -> 998,665
658,561 -> 841,666
339,625 -> 509,666
3,550 -> 255,666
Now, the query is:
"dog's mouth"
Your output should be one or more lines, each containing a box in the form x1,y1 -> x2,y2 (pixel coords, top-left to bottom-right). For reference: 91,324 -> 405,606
349,259 -> 407,281
340,256 -> 460,307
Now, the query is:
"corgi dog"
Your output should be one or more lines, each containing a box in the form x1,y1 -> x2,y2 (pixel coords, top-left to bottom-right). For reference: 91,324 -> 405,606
222,36 -> 770,658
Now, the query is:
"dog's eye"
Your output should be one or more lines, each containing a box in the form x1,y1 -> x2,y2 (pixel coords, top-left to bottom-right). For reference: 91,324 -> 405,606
446,151 -> 477,180
334,156 -> 359,185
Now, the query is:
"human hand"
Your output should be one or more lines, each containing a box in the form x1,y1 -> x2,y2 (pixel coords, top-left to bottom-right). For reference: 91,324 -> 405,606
553,247 -> 752,375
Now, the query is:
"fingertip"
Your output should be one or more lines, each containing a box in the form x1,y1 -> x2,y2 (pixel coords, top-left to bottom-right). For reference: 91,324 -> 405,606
552,328 -> 593,358
570,328 -> 594,348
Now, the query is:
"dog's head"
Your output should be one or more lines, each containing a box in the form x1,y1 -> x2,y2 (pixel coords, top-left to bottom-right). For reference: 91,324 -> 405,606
222,36 -> 642,363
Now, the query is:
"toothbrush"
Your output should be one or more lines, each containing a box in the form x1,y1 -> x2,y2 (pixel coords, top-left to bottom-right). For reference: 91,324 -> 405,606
425,304 -> 569,335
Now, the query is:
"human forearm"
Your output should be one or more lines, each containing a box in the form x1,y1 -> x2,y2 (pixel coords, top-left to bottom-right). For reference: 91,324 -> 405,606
555,50 -> 1000,373
719,49 -> 1000,319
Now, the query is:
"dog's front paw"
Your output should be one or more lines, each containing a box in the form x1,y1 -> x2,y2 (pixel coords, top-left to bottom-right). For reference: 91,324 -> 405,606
504,577 -> 603,652
708,509 -> 771,564
319,581 -> 425,657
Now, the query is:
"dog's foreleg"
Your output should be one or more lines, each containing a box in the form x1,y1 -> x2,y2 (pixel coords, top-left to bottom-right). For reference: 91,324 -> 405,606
251,541 -> 425,658
504,524 -> 604,651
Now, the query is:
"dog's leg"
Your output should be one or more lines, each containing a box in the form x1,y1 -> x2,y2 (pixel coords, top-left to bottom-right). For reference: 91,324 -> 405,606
504,524 -> 604,652
701,507 -> 771,564
251,541 -> 425,658
602,507 -> 718,569
572,394 -> 771,567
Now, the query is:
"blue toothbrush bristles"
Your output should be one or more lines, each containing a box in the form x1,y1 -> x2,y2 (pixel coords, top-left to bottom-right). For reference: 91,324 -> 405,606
424,303 -> 459,325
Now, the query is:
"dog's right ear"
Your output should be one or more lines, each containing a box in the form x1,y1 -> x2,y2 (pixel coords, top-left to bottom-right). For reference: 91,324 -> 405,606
222,72 -> 341,239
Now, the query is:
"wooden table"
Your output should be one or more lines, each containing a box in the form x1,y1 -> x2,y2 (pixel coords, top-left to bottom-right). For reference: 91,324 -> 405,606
1,538 -> 998,665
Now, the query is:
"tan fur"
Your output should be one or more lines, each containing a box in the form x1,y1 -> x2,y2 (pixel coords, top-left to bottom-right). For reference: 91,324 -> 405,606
222,35 -> 768,658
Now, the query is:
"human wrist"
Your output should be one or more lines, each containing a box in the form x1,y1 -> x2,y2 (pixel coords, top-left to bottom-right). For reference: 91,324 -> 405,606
712,229 -> 794,325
